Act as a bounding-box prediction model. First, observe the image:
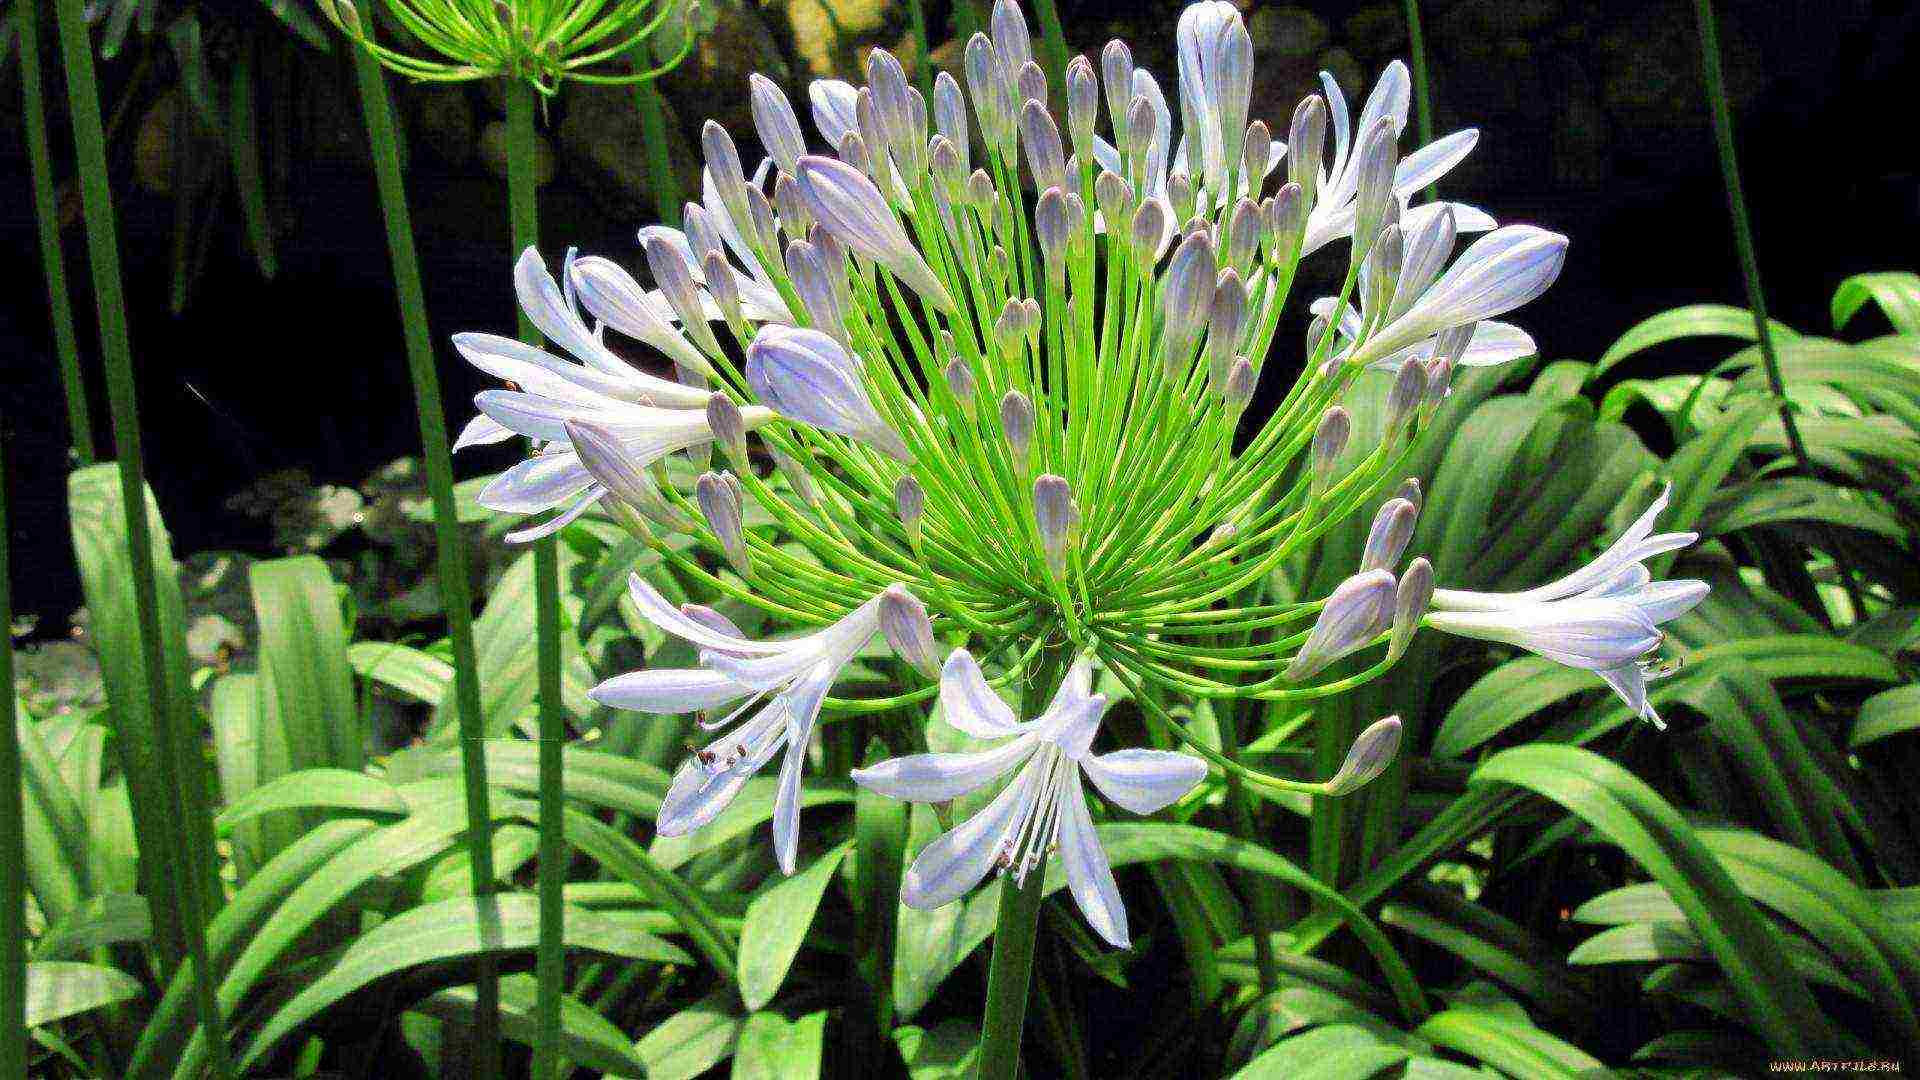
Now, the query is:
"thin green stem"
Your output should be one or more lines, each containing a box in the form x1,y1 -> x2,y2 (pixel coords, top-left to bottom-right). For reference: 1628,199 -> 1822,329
1216,698 -> 1276,996
904,0 -> 934,102
977,867 -> 1046,1080
51,0 -> 229,1072
18,0 -> 96,463
0,428 -> 23,1080
1402,0 -> 1434,199
348,40 -> 502,1076
630,74 -> 681,223
506,79 -> 569,1080
1027,0 -> 1071,98
1691,0 -> 1863,618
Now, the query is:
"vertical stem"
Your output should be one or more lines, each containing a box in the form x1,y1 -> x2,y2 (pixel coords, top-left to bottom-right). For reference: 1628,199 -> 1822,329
1690,0 -> 1863,616
1216,702 -> 1276,995
505,79 -> 568,1080
976,868 -> 1045,1080
49,0 -> 230,1073
904,0 -> 934,102
1028,0 -> 1071,96
347,44 -> 502,1078
17,0 -> 96,463
630,76 -> 682,224
0,430 -> 24,1080
1401,0 -> 1435,198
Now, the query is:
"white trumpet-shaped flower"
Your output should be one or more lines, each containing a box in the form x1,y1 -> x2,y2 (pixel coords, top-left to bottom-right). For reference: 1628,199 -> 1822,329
631,162 -> 796,327
1427,486 -> 1709,725
457,248 -> 766,542
591,577 -> 916,874
795,155 -> 958,312
1334,225 -> 1568,370
852,650 -> 1207,949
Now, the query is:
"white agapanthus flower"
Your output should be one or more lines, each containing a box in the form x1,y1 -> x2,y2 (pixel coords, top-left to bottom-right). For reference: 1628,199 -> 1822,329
1426,486 -> 1708,726
852,650 -> 1207,948
590,576 -> 927,874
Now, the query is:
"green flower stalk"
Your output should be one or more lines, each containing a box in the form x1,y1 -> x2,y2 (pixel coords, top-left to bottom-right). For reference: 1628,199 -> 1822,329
318,0 -> 694,93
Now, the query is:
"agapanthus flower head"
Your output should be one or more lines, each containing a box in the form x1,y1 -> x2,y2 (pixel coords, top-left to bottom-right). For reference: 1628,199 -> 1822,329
321,0 -> 696,94
453,0 -> 1574,891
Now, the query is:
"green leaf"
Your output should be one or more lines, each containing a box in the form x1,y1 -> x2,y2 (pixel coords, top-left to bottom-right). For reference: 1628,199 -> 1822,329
24,961 -> 142,1028
893,1020 -> 980,1079
649,777 -> 856,871
731,1010 -> 826,1080
1431,658 -> 1595,760
637,990 -> 743,1080
738,840 -> 851,1010
1852,685 -> 1920,748
237,893 -> 683,1070
1415,1001 -> 1612,1079
1471,745 -> 1841,1056
1593,303 -> 1798,382
1698,477 -> 1908,541
434,547 -> 595,740
1832,272 -> 1920,334
388,738 -> 671,820
214,768 -> 408,835
33,893 -> 151,960
410,974 -> 649,1078
1232,1023 -> 1409,1079
250,556 -> 359,774
15,713 -> 89,922
1653,397 -> 1772,574
348,641 -> 454,705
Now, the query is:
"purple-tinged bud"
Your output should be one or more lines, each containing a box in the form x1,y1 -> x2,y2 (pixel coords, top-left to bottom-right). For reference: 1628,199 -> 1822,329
743,179 -> 780,256
1263,182 -> 1304,263
774,172 -> 812,239
785,239 -> 845,342
702,120 -> 751,237
894,474 -> 927,538
1162,230 -> 1217,371
1125,95 -> 1156,177
1017,61 -> 1048,109
697,470 -> 750,574
1422,356 -> 1454,419
680,603 -> 749,650
999,390 -> 1034,464
1396,478 -> 1423,512
1130,198 -> 1168,263
1225,197 -> 1262,273
1351,117 -> 1399,273
1388,558 -> 1433,662
944,357 -> 978,408
566,255 -> 711,378
1321,716 -> 1402,796
682,202 -> 725,264
1033,473 -> 1076,573
1102,40 -> 1135,146
703,251 -> 744,330
1206,269 -> 1247,386
707,393 -> 748,470
565,420 -> 690,531
746,325 -> 913,462
1363,223 -> 1405,326
933,71 -> 970,174
748,74 -> 806,175
1223,356 -> 1256,412
967,168 -> 996,208
880,584 -> 941,678
1066,56 -> 1099,160
1019,100 -> 1067,193
837,130 -> 872,175
1020,298 -> 1043,350
1241,120 -> 1271,198
994,298 -> 1026,352
797,155 -> 956,313
1166,171 -> 1196,222
1305,312 -> 1332,360
1095,170 -> 1134,227
867,48 -> 926,176
1361,497 -> 1418,573
964,35 -> 1013,151
1312,406 -> 1351,487
930,135 -> 965,195
990,0 -> 1033,75
645,236 -> 724,361
1287,95 -> 1326,209
1287,569 -> 1396,680
1385,359 -> 1427,433
1035,187 -> 1072,286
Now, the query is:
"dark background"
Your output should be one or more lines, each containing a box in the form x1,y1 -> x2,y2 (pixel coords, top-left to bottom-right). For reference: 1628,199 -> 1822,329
4,0 -> 1917,633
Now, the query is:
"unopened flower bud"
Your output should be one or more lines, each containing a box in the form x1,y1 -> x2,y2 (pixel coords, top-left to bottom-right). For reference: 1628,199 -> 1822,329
1262,182 -> 1304,264
1020,100 -> 1066,193
1162,231 -> 1217,371
1288,569 -> 1396,680
1395,477 -> 1423,512
1311,406 -> 1351,488
1033,473 -> 1076,573
1167,172 -> 1196,222
1225,197 -> 1262,273
1066,56 -> 1099,159
706,393 -> 748,470
1385,358 -> 1427,432
894,475 -> 927,538
702,120 -> 751,237
1350,117 -> 1399,274
1287,95 -> 1326,209
880,585 -> 941,678
1305,311 -> 1332,360
1017,61 -> 1048,110
930,135 -> 965,193
944,358 -> 978,407
1388,557 -> 1433,661
933,72 -> 970,171
1035,187 -> 1071,285
1321,716 -> 1402,796
1223,356 -> 1256,412
1095,170 -> 1134,227
1363,223 -> 1404,321
703,250 -> 744,330
771,444 -> 817,506
646,236 -> 724,360
1101,41 -> 1135,137
697,470 -> 751,575
1206,269 -> 1247,387
837,131 -> 872,174
749,73 -> 806,176
994,298 -> 1027,353
1241,120 -> 1271,197
565,420 -> 690,530
1421,356 -> 1454,418
1130,198 -> 1168,262
1360,497 -> 1418,573
999,390 -> 1034,464
967,168 -> 996,208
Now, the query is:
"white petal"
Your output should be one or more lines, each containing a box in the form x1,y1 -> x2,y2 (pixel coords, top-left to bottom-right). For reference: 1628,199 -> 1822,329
938,649 -> 1027,738
772,731 -> 806,875
453,332 -> 642,404
851,738 -> 1036,803
478,451 -> 591,514
1058,773 -> 1129,949
503,484 -> 605,544
1393,129 -> 1478,197
454,413 -> 516,451
590,666 -> 747,714
1597,664 -> 1652,721
1618,579 -> 1710,625
901,758 -> 1041,910
626,574 -> 784,656
1081,749 -> 1208,814
1457,321 -> 1536,366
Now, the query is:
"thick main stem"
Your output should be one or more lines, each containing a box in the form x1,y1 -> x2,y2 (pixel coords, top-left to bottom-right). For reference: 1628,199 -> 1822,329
1691,0 -> 1862,617
51,0 -> 229,1072
348,44 -> 502,1077
977,868 -> 1046,1080
17,0 -> 95,463
504,79 -> 569,1080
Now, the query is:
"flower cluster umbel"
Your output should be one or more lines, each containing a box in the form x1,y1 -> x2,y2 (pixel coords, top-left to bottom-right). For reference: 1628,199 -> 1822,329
455,0 -> 1701,945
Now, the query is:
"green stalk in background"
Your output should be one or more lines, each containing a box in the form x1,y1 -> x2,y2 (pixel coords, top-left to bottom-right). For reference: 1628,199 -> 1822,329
1028,0 -> 1071,96
347,39 -> 503,1078
17,0 -> 97,463
630,77 -> 682,224
48,0 -> 230,1073
977,870 -> 1046,1080
1691,0 -> 1864,616
503,79 -> 569,1080
905,0 -> 934,102
1401,0 -> 1435,196
0,428 -> 24,1080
